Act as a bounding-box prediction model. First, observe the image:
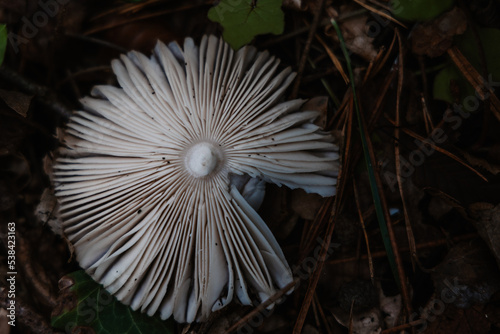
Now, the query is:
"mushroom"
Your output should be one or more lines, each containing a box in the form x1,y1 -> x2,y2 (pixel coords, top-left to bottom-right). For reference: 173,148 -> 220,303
53,35 -> 339,323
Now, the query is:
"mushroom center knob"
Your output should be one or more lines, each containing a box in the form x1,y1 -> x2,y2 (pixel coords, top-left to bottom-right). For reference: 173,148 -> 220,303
185,142 -> 221,178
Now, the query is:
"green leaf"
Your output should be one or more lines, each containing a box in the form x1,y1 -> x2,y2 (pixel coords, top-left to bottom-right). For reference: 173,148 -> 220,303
208,0 -> 284,49
456,27 -> 500,81
0,24 -> 7,66
433,63 -> 465,103
433,27 -> 500,104
51,271 -> 175,334
391,0 -> 455,21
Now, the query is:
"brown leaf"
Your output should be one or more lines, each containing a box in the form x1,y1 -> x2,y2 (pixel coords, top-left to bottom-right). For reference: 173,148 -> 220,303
411,7 -> 467,58
51,275 -> 78,319
301,96 -> 329,129
431,239 -> 500,309
35,187 -> 62,235
469,203 -> 500,269
332,6 -> 378,61
0,89 -> 33,117
291,189 -> 327,220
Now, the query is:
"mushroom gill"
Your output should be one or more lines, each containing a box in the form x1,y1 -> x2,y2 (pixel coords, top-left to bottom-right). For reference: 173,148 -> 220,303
53,35 -> 339,323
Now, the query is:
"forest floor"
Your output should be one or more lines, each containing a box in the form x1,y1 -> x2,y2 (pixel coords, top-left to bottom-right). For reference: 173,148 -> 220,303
1,0 -> 500,333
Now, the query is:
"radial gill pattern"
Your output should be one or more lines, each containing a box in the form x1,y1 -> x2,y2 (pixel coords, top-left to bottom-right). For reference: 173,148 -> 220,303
53,35 -> 339,323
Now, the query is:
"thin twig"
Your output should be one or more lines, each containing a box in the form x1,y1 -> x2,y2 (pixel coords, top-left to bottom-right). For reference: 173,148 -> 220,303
315,34 -> 349,84
393,28 -> 417,275
447,46 -> 500,121
352,0 -> 407,28
381,319 -> 426,333
417,55 -> 433,134
65,33 -> 128,53
368,70 -> 397,127
327,233 -> 478,265
293,183 -> 338,334
292,78 -> 352,334
0,65 -> 72,119
372,31 -> 397,78
85,2 -> 210,35
314,293 -> 333,334
224,278 -> 299,334
385,115 -> 489,182
91,0 -> 165,20
299,196 -> 334,262
290,0 -> 326,99
57,66 -> 112,88
353,179 -> 375,283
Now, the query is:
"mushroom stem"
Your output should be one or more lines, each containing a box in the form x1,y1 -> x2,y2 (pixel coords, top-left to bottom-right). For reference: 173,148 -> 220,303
184,142 -> 222,178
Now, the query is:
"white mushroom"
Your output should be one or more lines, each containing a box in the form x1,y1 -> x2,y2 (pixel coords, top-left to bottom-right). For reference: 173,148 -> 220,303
53,35 -> 339,323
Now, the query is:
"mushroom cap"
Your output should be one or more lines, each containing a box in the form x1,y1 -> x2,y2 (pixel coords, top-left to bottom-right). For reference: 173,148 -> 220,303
53,35 -> 339,323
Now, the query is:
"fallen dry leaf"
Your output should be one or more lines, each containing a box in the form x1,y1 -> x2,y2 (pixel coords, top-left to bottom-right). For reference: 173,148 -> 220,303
469,203 -> 500,268
0,89 -> 33,117
411,7 -> 467,57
